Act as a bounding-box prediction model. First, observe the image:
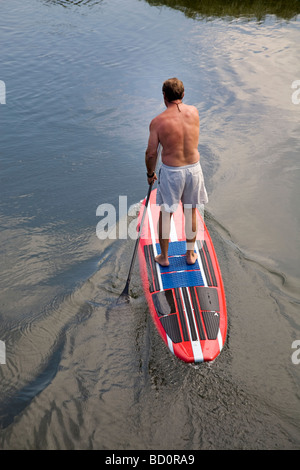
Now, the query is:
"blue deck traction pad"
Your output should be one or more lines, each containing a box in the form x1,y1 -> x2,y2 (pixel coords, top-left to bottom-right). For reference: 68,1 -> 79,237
156,240 -> 192,257
156,241 -> 205,290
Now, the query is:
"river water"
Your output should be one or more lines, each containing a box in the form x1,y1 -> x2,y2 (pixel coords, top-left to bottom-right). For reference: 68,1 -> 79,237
0,0 -> 300,450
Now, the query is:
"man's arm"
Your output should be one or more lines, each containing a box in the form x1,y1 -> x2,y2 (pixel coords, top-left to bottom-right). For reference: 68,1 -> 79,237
145,119 -> 159,184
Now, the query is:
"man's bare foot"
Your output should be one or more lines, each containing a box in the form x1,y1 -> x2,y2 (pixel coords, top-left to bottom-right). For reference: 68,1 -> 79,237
186,251 -> 198,265
155,254 -> 169,267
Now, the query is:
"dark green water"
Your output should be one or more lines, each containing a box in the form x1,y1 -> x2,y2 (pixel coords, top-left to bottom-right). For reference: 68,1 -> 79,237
0,0 -> 299,450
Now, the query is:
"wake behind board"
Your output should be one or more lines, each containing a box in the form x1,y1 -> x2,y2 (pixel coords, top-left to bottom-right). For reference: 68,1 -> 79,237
138,188 -> 227,363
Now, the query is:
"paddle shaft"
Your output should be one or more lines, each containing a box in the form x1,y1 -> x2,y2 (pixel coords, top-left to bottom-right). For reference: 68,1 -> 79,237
120,182 -> 153,298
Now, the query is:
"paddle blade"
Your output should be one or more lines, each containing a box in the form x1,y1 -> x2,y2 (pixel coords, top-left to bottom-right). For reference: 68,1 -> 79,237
117,282 -> 130,303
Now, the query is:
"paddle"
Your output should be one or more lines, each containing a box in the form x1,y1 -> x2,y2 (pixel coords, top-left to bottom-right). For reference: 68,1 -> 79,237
118,144 -> 161,302
118,181 -> 154,302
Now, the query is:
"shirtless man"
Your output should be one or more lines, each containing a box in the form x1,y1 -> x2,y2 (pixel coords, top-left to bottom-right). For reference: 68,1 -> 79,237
145,78 -> 208,267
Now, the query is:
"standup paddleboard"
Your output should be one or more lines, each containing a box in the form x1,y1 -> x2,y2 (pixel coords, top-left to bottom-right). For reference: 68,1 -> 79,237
138,188 -> 227,363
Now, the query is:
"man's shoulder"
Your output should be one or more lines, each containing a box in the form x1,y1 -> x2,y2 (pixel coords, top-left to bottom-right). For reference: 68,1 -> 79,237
150,111 -> 166,128
186,104 -> 199,114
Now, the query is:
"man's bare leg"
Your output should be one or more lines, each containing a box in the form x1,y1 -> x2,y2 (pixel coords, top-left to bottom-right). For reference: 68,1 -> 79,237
155,209 -> 172,267
184,206 -> 198,265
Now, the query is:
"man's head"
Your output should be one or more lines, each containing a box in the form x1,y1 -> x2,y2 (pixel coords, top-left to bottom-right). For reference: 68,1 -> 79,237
162,78 -> 184,102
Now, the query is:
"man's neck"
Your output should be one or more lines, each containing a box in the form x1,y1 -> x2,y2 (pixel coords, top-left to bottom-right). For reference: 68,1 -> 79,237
166,99 -> 182,112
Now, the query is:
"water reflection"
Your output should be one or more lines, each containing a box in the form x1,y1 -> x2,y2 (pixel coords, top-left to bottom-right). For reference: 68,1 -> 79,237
144,0 -> 300,21
45,0 -> 103,7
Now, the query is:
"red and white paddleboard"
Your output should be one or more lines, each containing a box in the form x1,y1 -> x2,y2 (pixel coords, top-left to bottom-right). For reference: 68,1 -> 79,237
138,188 -> 227,363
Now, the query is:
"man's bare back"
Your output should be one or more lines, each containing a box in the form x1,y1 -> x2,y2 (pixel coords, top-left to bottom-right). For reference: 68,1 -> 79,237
145,100 -> 200,172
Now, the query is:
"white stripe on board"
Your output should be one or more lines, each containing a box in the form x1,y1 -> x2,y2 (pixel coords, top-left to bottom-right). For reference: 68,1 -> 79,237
185,287 -> 204,362
194,240 -> 208,287
217,329 -> 223,352
167,335 -> 174,355
147,202 -> 163,292
180,287 -> 203,362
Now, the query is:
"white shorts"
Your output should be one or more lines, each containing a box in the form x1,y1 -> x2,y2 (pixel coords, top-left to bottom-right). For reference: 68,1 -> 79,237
156,161 -> 208,213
